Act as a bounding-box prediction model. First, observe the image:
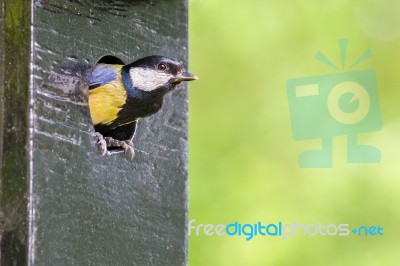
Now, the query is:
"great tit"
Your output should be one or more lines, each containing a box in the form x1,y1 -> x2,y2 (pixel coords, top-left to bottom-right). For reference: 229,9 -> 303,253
88,55 -> 197,159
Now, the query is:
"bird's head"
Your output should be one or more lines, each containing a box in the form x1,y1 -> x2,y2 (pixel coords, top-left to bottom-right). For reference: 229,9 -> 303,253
123,55 -> 197,93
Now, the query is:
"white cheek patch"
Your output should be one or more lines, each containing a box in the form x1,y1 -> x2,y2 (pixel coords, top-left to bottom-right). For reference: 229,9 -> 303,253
129,67 -> 172,91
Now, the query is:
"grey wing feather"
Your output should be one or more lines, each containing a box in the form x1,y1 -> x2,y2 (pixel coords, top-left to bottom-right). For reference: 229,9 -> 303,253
89,64 -> 119,90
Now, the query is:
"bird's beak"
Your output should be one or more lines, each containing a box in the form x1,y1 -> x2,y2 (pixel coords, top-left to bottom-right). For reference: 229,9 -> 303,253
173,72 -> 198,83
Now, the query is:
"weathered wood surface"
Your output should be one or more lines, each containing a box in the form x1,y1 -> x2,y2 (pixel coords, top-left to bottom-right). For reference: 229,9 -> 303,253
0,0 -> 189,265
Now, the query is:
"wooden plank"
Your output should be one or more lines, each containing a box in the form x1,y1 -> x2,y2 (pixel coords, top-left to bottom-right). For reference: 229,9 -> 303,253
0,0 -> 189,264
0,0 -> 31,265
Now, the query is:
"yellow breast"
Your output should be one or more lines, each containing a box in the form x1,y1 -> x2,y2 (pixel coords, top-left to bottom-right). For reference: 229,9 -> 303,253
88,66 -> 127,126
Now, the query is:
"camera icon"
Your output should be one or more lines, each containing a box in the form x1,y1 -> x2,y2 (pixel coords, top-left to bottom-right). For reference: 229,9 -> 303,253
287,68 -> 382,168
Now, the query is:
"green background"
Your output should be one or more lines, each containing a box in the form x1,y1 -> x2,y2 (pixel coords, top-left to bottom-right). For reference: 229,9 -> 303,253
188,0 -> 400,265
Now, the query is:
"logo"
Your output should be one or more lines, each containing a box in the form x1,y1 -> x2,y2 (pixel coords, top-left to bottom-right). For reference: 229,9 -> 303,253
189,219 -> 384,241
286,39 -> 382,168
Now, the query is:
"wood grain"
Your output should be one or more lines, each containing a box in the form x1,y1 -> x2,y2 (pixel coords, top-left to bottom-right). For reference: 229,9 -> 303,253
0,0 -> 189,264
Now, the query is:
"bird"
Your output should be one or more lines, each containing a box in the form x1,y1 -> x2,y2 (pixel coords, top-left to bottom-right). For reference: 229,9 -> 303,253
88,55 -> 198,159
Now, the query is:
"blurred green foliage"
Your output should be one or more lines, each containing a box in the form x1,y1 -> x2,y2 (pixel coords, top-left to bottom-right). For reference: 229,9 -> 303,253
188,0 -> 400,265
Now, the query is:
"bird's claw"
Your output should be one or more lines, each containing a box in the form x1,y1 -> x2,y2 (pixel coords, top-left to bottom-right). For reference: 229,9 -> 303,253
94,132 -> 135,160
114,139 -> 135,160
95,132 -> 107,156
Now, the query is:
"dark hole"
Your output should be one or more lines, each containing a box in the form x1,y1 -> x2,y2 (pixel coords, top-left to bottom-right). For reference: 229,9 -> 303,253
97,55 -> 125,65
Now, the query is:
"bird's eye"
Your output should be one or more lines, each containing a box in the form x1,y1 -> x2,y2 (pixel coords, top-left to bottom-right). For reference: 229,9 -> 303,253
157,63 -> 168,71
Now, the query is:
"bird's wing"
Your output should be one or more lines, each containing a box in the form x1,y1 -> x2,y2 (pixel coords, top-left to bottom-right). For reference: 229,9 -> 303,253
89,64 -> 123,90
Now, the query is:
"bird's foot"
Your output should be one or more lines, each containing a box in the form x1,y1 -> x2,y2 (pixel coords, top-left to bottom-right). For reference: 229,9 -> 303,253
95,132 -> 108,156
95,132 -> 135,160
105,138 -> 135,160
